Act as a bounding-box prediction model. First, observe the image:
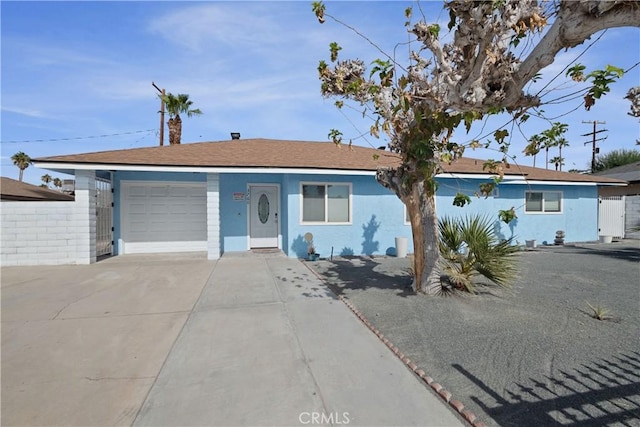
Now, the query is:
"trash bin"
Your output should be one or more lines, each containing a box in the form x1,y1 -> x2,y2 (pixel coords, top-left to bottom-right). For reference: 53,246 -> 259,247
599,235 -> 613,243
395,237 -> 408,258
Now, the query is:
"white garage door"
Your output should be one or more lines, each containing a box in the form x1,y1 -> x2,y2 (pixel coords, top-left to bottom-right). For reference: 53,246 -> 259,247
121,181 -> 207,254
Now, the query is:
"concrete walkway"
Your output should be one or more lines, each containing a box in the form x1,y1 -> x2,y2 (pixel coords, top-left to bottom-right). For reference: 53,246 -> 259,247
2,253 -> 462,426
134,255 -> 462,426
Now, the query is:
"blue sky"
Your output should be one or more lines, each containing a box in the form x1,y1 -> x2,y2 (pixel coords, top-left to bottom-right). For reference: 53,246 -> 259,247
2,1 -> 639,186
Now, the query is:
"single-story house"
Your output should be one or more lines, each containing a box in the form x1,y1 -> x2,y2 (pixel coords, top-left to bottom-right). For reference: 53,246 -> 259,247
0,138 -> 625,266
593,161 -> 640,239
1,177 -> 74,201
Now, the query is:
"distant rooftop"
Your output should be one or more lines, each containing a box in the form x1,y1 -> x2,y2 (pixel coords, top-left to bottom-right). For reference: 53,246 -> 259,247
1,177 -> 74,201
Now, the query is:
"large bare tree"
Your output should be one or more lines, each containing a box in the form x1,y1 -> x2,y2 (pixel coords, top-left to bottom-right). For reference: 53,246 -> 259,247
314,0 -> 639,294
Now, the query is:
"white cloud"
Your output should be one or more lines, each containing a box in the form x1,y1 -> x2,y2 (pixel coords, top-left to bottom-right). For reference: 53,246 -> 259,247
6,37 -> 117,68
147,3 -> 285,53
1,106 -> 55,119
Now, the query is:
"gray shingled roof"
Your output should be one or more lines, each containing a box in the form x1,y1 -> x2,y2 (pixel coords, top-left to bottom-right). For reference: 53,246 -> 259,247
592,162 -> 640,183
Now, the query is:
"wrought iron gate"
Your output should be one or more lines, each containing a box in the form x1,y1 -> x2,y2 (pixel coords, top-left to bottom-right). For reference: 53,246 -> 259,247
598,196 -> 625,239
96,177 -> 113,257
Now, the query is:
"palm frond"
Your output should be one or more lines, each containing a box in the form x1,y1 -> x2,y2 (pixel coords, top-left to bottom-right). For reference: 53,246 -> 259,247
438,214 -> 519,292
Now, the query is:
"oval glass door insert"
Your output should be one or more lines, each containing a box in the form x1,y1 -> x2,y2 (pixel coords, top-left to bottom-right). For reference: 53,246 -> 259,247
258,194 -> 270,224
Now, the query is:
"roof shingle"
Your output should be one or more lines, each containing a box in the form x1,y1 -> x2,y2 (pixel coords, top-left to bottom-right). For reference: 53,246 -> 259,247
34,138 -> 625,184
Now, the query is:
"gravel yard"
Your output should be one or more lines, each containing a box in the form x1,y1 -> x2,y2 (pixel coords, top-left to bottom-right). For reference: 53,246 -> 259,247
308,241 -> 640,427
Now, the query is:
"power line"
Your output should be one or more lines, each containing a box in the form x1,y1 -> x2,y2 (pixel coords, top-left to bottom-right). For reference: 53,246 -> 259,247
581,120 -> 607,173
1,129 -> 156,144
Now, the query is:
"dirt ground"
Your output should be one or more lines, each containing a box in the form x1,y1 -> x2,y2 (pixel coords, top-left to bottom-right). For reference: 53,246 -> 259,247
308,241 -> 640,427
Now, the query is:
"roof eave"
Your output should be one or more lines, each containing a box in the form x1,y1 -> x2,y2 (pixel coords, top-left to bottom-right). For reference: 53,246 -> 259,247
32,161 -> 379,176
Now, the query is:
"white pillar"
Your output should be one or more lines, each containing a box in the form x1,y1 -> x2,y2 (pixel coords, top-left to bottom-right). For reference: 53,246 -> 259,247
74,170 -> 96,264
207,173 -> 221,260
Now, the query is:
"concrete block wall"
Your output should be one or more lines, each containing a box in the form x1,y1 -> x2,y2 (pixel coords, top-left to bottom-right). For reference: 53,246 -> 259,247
1,201 -> 81,266
1,170 -> 96,266
625,195 -> 640,239
74,170 -> 97,264
207,173 -> 221,259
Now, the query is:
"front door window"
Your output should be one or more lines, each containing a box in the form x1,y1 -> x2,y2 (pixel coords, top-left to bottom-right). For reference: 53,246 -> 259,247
258,193 -> 270,224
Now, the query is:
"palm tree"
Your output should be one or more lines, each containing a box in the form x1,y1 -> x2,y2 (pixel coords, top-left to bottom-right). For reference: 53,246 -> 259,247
11,151 -> 31,181
523,135 -> 543,167
160,93 -> 202,145
53,177 -> 63,191
41,174 -> 53,188
540,122 -> 568,170
556,137 -> 569,171
549,156 -> 564,171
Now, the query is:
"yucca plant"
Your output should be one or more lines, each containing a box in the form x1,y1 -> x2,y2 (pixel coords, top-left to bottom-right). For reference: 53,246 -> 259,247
438,215 -> 519,293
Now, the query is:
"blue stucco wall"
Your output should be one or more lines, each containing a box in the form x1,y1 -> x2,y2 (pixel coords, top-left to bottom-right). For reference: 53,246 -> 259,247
110,170 -> 599,257
218,173 -> 286,253
436,178 -> 599,244
218,173 -> 412,257
284,174 -> 413,258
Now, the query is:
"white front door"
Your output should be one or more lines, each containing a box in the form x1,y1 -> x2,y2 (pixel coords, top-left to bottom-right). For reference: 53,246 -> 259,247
249,185 -> 279,248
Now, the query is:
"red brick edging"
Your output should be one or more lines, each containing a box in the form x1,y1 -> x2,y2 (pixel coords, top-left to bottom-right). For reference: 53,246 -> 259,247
303,261 -> 485,427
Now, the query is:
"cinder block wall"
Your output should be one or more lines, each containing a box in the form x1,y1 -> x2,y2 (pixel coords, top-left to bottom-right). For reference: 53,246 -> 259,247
626,195 -> 640,239
1,201 -> 80,266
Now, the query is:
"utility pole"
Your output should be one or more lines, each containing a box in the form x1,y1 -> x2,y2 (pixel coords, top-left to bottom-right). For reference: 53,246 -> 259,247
152,82 -> 166,146
581,120 -> 607,173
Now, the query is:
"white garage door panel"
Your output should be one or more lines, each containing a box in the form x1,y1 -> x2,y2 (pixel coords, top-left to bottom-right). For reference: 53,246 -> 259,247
122,182 -> 207,254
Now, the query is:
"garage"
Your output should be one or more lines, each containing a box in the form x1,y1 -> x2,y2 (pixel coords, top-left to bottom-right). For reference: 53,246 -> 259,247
120,181 -> 207,254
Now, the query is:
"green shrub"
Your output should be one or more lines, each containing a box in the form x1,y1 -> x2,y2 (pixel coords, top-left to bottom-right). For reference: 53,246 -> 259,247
438,215 -> 519,293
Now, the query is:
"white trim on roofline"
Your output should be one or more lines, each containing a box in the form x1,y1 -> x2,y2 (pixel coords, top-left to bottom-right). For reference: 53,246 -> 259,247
436,173 -> 527,180
436,172 -> 622,186
32,162 -> 377,176
33,161 -> 625,185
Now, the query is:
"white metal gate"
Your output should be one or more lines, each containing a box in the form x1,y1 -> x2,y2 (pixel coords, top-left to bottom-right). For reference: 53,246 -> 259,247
598,196 -> 625,239
96,177 -> 113,257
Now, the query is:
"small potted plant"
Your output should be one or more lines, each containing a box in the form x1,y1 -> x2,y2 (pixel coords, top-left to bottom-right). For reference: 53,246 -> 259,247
307,242 -> 319,261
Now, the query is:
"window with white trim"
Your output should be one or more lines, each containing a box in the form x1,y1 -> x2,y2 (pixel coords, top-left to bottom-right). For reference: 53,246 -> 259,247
301,183 -> 351,224
525,191 -> 562,213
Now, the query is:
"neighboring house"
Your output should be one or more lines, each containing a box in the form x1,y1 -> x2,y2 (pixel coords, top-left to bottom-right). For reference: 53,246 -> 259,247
593,161 -> 640,239
0,177 -> 78,266
1,138 -> 625,266
0,177 -> 74,201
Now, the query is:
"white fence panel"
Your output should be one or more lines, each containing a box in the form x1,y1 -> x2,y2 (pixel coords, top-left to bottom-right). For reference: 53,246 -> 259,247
598,196 -> 625,239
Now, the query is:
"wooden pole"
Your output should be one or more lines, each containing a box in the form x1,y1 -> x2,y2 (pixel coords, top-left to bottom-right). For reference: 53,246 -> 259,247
152,82 -> 166,146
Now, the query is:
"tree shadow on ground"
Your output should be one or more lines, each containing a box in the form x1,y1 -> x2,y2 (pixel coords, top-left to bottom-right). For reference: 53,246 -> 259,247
309,256 -> 415,298
454,351 -> 640,426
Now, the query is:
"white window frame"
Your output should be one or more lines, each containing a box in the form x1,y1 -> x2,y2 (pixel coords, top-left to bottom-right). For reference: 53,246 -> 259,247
403,196 -> 437,225
525,191 -> 563,214
300,182 -> 352,225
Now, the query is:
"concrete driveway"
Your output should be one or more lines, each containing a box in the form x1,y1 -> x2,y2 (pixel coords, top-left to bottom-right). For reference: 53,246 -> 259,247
2,253 -> 462,427
1,253 -> 214,426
